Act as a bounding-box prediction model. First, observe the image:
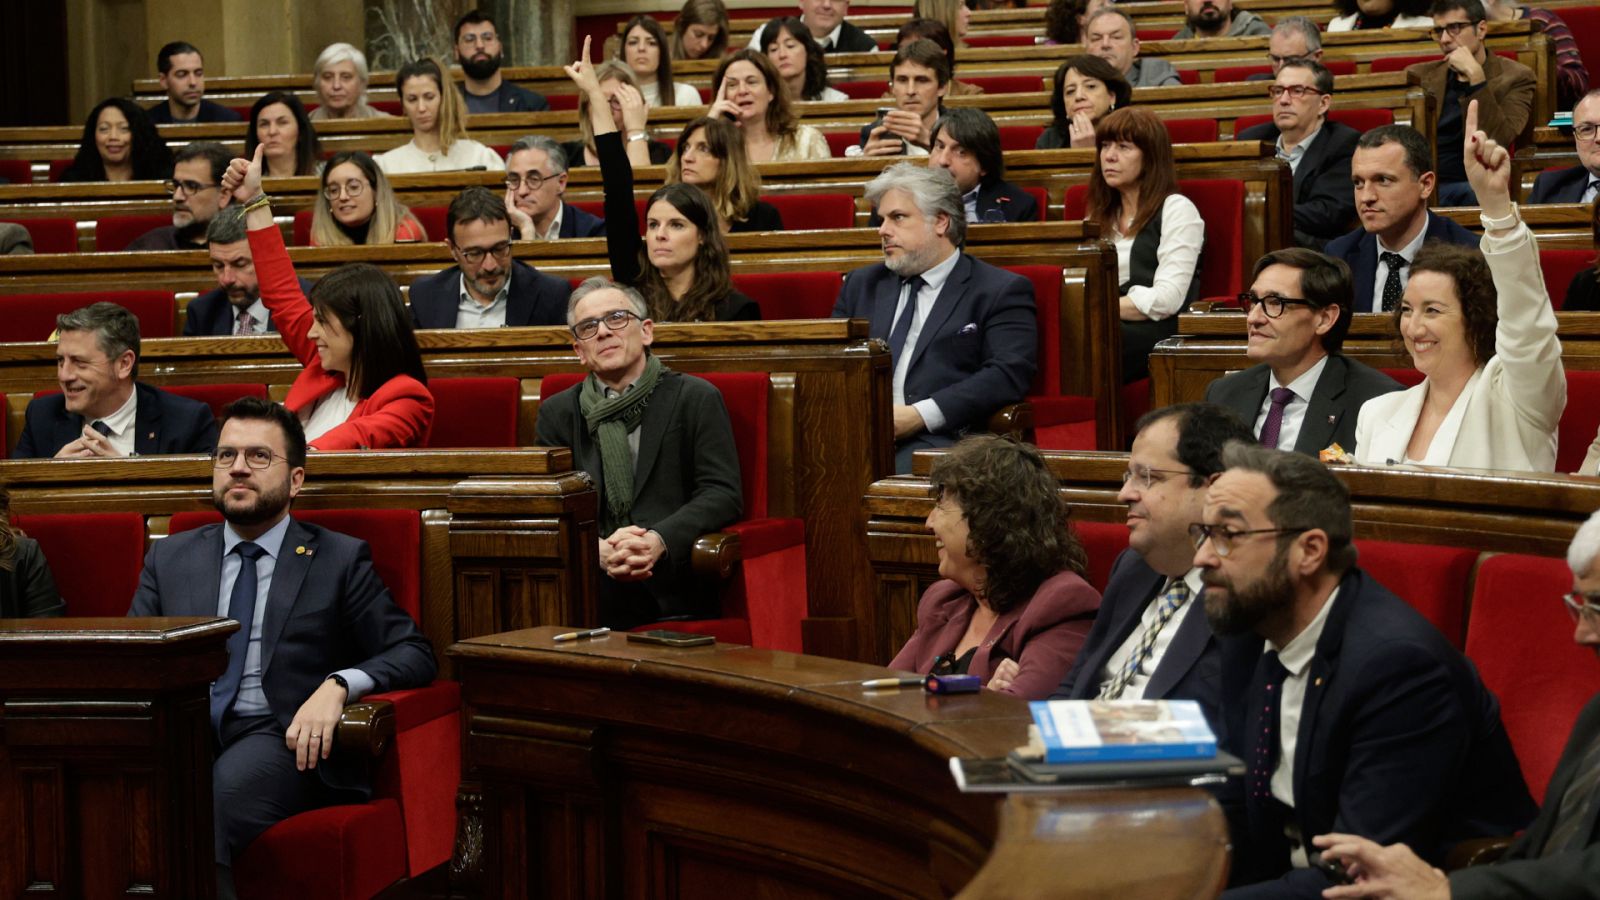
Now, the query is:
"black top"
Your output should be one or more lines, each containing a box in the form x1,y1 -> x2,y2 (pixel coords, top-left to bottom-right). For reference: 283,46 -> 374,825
0,537 -> 64,618
729,201 -> 784,233
146,99 -> 241,124
458,81 -> 549,114
559,137 -> 673,168
125,223 -> 207,252
1566,267 -> 1600,312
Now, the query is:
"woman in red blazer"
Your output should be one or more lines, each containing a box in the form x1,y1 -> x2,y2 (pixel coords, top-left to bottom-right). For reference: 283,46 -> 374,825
889,435 -> 1101,700
221,146 -> 434,451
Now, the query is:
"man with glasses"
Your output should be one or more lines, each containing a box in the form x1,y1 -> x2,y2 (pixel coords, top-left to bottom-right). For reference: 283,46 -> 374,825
1315,507 -> 1600,900
1052,403 -> 1256,731
454,11 -> 549,113
130,396 -> 436,897
1406,0 -> 1535,206
1256,17 -> 1324,79
534,277 -> 741,629
407,186 -> 568,329
1238,62 -> 1362,251
127,141 -> 231,251
1530,88 -> 1600,203
1196,443 -> 1535,897
1206,248 -> 1401,456
503,136 -> 606,240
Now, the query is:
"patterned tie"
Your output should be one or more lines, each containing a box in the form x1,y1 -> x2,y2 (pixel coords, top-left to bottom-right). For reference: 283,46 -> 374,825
1247,650 -> 1293,868
1584,179 -> 1600,205
235,309 -> 256,335
1257,387 -> 1297,450
886,275 -> 926,370
1099,579 -> 1190,700
1379,251 -> 1407,312
211,541 -> 267,736
1541,734 -> 1600,857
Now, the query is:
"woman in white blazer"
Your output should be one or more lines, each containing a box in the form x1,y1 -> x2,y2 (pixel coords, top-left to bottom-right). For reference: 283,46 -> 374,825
1354,100 -> 1565,473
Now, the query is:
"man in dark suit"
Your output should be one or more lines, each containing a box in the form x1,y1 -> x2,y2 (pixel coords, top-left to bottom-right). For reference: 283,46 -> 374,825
504,136 -> 606,240
1197,444 -> 1536,898
454,11 -> 548,113
1528,89 -> 1600,205
130,396 -> 436,895
1054,403 -> 1257,729
1205,248 -> 1402,457
832,163 -> 1037,473
929,108 -> 1040,224
1313,507 -> 1600,900
1325,125 -> 1480,313
750,0 -> 878,54
1237,61 -> 1361,251
185,205 -> 311,337
408,187 -> 569,330
14,302 -> 217,458
535,277 -> 742,629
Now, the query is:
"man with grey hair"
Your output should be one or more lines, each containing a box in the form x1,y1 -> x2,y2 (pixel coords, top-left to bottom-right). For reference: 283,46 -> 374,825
503,135 -> 606,239
534,277 -> 741,629
14,302 -> 218,458
183,205 -> 310,336
1083,8 -> 1181,88
831,162 -> 1037,473
1258,16 -> 1324,77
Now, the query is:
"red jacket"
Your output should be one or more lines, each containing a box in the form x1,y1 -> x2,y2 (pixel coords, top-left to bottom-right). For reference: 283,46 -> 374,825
248,226 -> 433,450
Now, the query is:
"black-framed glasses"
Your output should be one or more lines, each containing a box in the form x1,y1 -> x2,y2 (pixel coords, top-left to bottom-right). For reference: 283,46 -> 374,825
1268,84 -> 1325,101
1574,123 -> 1599,143
323,179 -> 367,200
572,308 -> 638,341
1121,463 -> 1194,490
164,178 -> 216,196
456,241 -> 513,264
1427,21 -> 1476,40
505,171 -> 556,191
1562,591 -> 1600,621
1239,291 -> 1317,318
213,446 -> 289,470
1189,522 -> 1310,557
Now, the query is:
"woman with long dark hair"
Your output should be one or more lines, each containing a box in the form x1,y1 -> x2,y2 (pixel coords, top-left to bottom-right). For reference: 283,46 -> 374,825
60,98 -> 172,183
245,91 -> 321,177
0,483 -> 63,618
619,15 -> 701,107
666,116 -> 783,232
761,16 -> 847,102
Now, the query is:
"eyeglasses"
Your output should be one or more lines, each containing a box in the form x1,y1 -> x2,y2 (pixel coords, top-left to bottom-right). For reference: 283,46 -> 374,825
1267,53 -> 1309,66
572,308 -> 639,341
1574,123 -> 1599,143
505,171 -> 557,191
1188,522 -> 1310,557
1427,21 -> 1476,40
1562,591 -> 1600,622
323,179 -> 367,200
1239,291 -> 1317,318
456,241 -> 513,264
1268,84 -> 1325,101
1121,463 -> 1194,490
164,178 -> 217,196
213,446 -> 289,469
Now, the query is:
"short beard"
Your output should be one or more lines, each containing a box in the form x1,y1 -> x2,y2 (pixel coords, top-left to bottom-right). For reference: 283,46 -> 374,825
213,478 -> 291,529
226,286 -> 260,311
461,54 -> 501,81
1201,548 -> 1294,637
883,225 -> 942,277
1188,6 -> 1228,31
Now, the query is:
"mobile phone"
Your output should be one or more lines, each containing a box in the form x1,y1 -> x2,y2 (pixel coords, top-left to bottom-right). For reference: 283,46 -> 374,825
626,630 -> 716,647
1311,854 -> 1354,886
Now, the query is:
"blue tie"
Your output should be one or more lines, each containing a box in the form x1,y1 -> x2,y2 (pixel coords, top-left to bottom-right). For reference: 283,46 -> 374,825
887,275 -> 926,369
91,421 -> 112,437
212,541 -> 266,736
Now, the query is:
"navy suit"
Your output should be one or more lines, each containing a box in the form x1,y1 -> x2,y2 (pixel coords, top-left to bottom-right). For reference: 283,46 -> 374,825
1204,356 -> 1403,457
1236,120 -> 1361,250
973,180 -> 1040,223
1528,165 -> 1597,204
1324,213 -> 1481,312
556,202 -> 607,238
13,380 -> 218,458
1219,567 -> 1537,898
183,277 -> 312,336
407,259 -> 569,328
831,252 -> 1037,472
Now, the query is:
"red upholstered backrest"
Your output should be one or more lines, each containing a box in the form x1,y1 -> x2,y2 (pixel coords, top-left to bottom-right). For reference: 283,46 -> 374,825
545,93 -> 579,111
0,291 -> 175,341
410,207 -> 447,242
47,160 -> 73,182
1075,520 -> 1130,594
1467,553 -> 1600,803
1560,370 -> 1600,474
0,217 -> 79,254
1165,118 -> 1219,143
0,160 -> 32,183
963,75 -> 1048,95
1329,107 -> 1394,133
824,130 -> 859,158
1354,539 -> 1476,647
1176,69 -> 1200,85
1562,7 -> 1600,97
1542,249 -> 1593,310
291,210 -> 313,246
965,35 -> 1038,48
1234,113 -> 1273,134
165,383 -> 269,420
0,392 -> 6,459
1180,179 -> 1246,298
1022,186 -> 1048,221
1063,184 -> 1088,220
1379,367 -> 1426,388
1005,265 -> 1064,397
95,214 -> 177,252
12,512 -> 146,616
834,79 -> 889,100
731,271 -> 841,319
763,193 -> 855,230
1000,125 -> 1045,152
370,100 -> 403,115
424,377 -> 520,448
1216,65 -> 1272,83
1139,28 -> 1178,40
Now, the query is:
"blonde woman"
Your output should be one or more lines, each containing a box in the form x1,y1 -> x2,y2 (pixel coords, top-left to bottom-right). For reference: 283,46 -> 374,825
559,60 -> 673,168
309,43 -> 392,120
915,0 -> 974,47
310,151 -> 426,246
376,57 -> 504,174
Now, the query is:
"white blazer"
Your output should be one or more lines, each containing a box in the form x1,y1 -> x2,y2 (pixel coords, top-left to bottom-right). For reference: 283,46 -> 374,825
1354,218 -> 1564,473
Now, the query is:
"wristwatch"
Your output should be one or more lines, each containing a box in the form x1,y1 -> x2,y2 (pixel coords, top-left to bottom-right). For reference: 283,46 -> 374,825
626,131 -> 649,143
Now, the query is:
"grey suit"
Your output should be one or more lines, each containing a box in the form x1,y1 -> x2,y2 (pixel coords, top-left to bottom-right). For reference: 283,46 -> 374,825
1204,355 -> 1403,457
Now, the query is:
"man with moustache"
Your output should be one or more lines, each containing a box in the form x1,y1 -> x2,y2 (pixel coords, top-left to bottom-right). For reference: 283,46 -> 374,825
407,187 -> 569,329
1237,62 -> 1362,250
128,141 -> 232,251
184,205 -> 312,336
1173,0 -> 1273,39
1195,444 -> 1535,898
454,11 -> 549,114
502,136 -> 606,240
130,397 -> 435,896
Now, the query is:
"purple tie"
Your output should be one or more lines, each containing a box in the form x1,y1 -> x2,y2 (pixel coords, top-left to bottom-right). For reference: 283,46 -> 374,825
1258,387 -> 1296,450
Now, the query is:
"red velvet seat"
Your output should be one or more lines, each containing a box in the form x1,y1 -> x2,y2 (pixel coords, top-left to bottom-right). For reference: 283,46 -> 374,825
95,214 -> 177,252
1467,553 -> 1600,803
963,75 -> 1048,94
1140,28 -> 1178,40
369,100 -> 403,116
1000,125 -> 1045,151
1562,7 -> 1600,97
1022,186 -> 1048,221
47,159 -> 73,182
1007,263 -> 1101,449
764,192 -> 855,230
425,376 -> 520,448
539,370 -> 808,652
0,290 -> 176,341
165,383 -> 270,420
545,93 -> 579,111
1560,371 -> 1600,474
731,271 -> 841,319
0,392 -> 6,458
1176,69 -> 1200,85
0,217 -> 80,254
965,35 -> 1038,48
824,130 -> 859,158
0,160 -> 33,184
1541,249 -> 1592,310
1214,60 -> 1356,83
1063,178 -> 1247,300
1075,520 -> 1131,594
834,79 -> 890,100
1164,118 -> 1219,143
1354,540 -> 1476,648
11,512 -> 146,616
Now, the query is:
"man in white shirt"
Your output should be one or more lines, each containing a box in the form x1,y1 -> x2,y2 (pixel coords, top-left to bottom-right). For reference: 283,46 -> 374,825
406,187 -> 569,330
502,136 -> 605,240
1205,248 -> 1402,457
855,40 -> 949,158
748,0 -> 879,54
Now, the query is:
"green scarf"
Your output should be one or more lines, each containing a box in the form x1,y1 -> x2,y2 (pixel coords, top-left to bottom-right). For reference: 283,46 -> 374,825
579,354 -> 666,530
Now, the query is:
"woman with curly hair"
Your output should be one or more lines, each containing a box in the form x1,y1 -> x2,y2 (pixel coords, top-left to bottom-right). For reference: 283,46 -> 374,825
709,49 -> 830,162
889,436 -> 1100,700
60,98 -> 172,183
762,16 -> 847,102
0,483 -> 64,618
1327,0 -> 1432,31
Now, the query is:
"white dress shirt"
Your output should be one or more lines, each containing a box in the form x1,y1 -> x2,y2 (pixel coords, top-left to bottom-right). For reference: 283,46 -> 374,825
91,387 -> 138,457
301,389 -> 359,444
889,248 -> 961,433
235,299 -> 270,335
1114,193 -> 1205,321
455,274 -> 510,329
1270,586 -> 1339,869
535,205 -> 566,241
1252,355 -> 1330,452
1098,568 -> 1205,698
1369,220 -> 1429,314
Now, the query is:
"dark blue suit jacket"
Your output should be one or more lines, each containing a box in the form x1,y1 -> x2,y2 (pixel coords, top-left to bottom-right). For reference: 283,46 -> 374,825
407,259 -> 569,329
557,202 -> 607,238
871,180 -> 1040,227
1219,567 -> 1537,898
1237,120 -> 1361,249
183,277 -> 313,336
1324,213 -> 1481,312
1528,165 -> 1595,204
13,381 -> 218,459
831,252 -> 1037,435
129,518 -> 437,792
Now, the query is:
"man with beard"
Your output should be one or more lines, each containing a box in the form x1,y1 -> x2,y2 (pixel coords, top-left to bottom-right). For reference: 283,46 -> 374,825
127,141 -> 231,251
454,11 -> 549,114
147,41 -> 241,125
1194,443 -> 1536,898
407,186 -> 569,329
1173,0 -> 1273,39
183,205 -> 310,336
129,396 -> 436,897
831,163 -> 1037,473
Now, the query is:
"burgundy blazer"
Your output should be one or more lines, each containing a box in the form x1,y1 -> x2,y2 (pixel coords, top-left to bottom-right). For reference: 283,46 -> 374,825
889,571 -> 1101,700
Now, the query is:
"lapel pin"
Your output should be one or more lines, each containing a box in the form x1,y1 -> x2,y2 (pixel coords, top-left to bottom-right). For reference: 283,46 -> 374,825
1327,415 -> 1336,424
295,545 -> 307,555
147,431 -> 156,439
1314,677 -> 1324,686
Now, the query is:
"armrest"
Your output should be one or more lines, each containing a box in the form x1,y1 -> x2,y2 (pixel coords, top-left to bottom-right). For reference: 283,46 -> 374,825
1445,835 -> 1516,870
691,531 -> 742,580
986,402 -> 1034,441
334,700 -> 396,758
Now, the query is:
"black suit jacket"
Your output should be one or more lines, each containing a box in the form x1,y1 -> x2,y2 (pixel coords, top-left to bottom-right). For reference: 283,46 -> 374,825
129,518 -> 437,792
1054,551 -> 1225,727
557,202 -> 607,238
1204,355 -> 1403,457
828,20 -> 880,53
407,259 -> 569,329
1219,567 -> 1538,898
975,180 -> 1040,223
14,380 -> 218,459
183,277 -> 312,336
1236,120 -> 1361,249
1529,165 -> 1595,204
0,537 -> 63,618
1323,213 -> 1482,312
831,252 -> 1037,435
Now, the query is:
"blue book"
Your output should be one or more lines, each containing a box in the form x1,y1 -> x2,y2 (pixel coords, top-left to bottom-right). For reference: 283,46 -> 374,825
1027,699 -> 1217,764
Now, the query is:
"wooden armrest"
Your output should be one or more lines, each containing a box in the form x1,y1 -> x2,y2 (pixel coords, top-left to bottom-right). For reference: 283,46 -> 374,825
1445,835 -> 1515,870
986,402 -> 1035,441
334,700 -> 397,758
691,531 -> 742,580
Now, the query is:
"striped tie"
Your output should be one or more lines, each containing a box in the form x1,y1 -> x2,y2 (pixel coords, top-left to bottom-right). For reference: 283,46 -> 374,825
1100,579 -> 1190,700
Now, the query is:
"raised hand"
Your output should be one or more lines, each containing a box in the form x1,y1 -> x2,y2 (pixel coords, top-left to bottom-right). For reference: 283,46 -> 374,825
564,35 -> 602,97
218,144 -> 265,207
1462,99 -> 1512,218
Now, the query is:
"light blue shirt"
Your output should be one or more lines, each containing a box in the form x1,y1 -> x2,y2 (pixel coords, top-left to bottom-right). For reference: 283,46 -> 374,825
1275,122 -> 1321,176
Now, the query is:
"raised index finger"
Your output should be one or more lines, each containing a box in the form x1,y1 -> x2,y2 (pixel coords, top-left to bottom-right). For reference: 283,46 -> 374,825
1465,98 -> 1479,143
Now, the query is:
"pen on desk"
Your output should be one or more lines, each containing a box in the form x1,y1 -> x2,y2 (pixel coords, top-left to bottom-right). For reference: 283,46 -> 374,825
553,627 -> 611,643
861,676 -> 925,689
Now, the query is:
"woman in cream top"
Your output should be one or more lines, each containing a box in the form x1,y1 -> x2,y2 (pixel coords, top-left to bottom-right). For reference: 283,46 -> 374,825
708,49 -> 830,163
377,57 -> 504,175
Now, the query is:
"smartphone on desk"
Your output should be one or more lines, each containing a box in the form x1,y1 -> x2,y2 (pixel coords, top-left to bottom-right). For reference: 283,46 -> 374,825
626,630 -> 716,647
